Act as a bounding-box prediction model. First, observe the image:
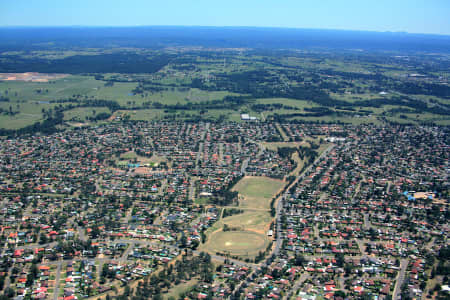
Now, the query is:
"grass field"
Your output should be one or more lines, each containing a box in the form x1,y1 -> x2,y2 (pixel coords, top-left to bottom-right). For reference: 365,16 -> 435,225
0,76 -> 236,107
117,151 -> 165,165
259,141 -> 308,176
255,98 -> 319,110
250,96 -> 449,126
0,75 -> 242,128
260,139 -> 329,176
251,97 -> 388,125
207,211 -> 272,234
260,141 -> 305,151
289,152 -> 305,176
289,114 -> 381,125
194,197 -> 210,205
231,176 -> 285,210
201,230 -> 269,259
201,176 -> 285,259
0,112 -> 43,129
119,151 -> 141,160
1,73 -> 448,129
63,106 -> 111,121
123,108 -> 242,123
164,279 -> 198,300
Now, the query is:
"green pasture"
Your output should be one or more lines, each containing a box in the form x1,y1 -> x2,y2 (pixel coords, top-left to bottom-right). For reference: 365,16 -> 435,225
63,107 -> 111,121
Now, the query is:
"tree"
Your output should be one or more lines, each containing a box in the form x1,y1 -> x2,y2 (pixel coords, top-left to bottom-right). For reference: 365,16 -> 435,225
334,291 -> 346,298
153,294 -> 163,300
293,253 -> 306,266
344,264 -> 353,276
3,287 -> 14,298
335,253 -> 345,267
101,263 -> 109,278
90,226 -> 100,239
39,233 -> 48,244
180,234 -> 187,248
123,285 -> 131,297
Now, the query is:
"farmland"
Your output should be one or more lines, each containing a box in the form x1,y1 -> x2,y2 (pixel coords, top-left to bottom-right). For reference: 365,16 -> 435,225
0,74 -> 239,128
0,43 -> 449,133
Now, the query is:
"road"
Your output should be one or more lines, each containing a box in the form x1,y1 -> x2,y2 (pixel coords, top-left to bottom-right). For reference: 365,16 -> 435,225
53,261 -> 62,300
363,213 -> 371,230
241,158 -> 249,174
355,238 -> 366,255
16,241 -> 58,250
194,123 -> 209,172
285,272 -> 309,299
188,180 -> 196,202
78,226 -> 87,241
119,243 -> 134,262
241,143 -> 265,174
273,144 -> 335,257
39,257 -> 112,300
393,259 -> 409,300
275,123 -> 289,142
190,122 -> 209,200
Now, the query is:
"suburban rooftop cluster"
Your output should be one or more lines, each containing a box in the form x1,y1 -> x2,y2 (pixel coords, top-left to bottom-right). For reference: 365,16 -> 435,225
0,122 -> 447,300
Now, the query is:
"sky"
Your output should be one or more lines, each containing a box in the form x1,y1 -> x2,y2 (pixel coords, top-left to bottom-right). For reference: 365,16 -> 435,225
1,0 -> 449,35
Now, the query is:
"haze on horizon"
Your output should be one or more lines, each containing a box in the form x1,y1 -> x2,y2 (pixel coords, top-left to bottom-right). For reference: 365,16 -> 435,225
1,0 -> 449,36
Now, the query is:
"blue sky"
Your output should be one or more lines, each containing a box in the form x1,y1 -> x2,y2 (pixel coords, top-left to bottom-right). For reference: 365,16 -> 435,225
1,0 -> 449,35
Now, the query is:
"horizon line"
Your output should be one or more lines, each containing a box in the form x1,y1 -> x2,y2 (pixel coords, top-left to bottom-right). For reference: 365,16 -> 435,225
0,25 -> 449,37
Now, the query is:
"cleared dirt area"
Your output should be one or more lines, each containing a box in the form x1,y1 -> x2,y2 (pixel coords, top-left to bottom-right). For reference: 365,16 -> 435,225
0,72 -> 69,82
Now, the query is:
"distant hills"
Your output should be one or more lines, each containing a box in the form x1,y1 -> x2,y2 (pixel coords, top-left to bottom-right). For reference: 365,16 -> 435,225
0,26 -> 449,53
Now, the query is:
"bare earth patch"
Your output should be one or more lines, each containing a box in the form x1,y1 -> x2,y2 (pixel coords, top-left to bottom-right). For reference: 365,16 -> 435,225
0,72 -> 69,82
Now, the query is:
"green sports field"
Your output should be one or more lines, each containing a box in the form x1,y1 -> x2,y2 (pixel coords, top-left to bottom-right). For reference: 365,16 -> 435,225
202,176 -> 285,259
231,176 -> 285,210
201,230 -> 269,259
